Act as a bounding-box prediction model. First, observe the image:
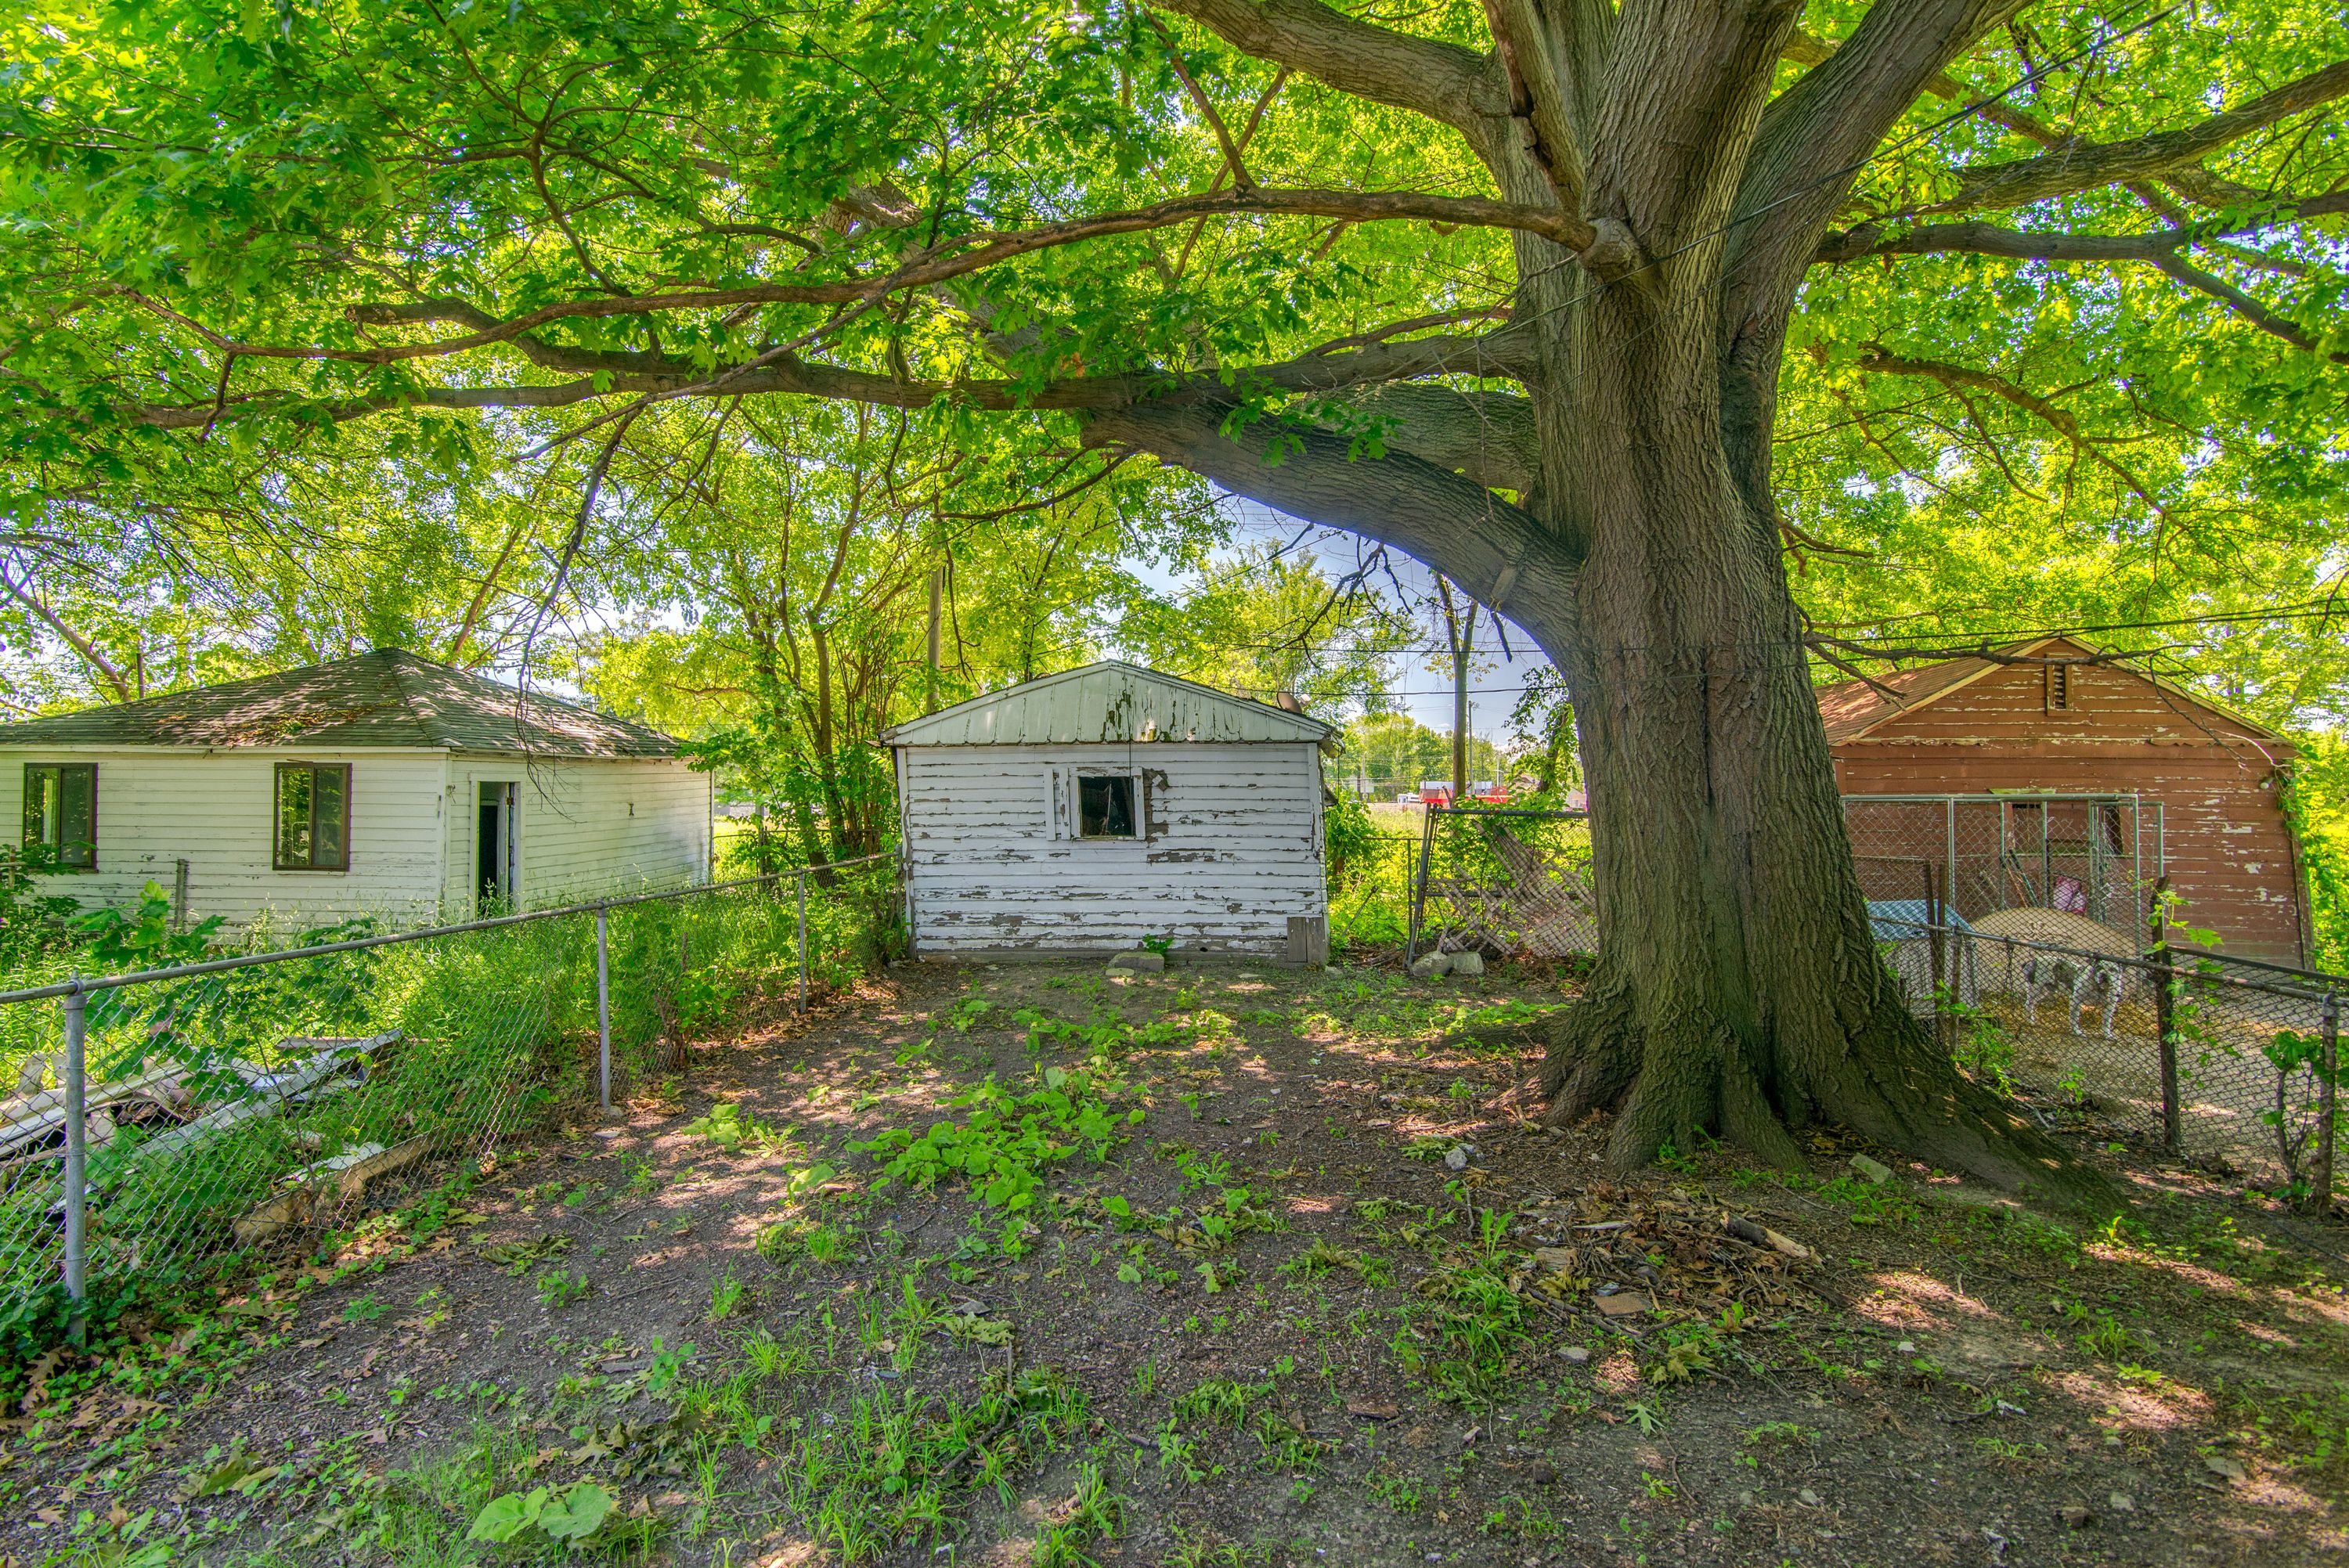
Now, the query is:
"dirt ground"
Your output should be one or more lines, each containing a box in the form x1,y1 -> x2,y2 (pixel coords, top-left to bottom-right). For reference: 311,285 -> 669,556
3,954 -> 2347,1567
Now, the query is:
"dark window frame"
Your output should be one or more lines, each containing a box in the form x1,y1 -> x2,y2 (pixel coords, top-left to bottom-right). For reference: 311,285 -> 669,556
1076,772 -> 1139,840
21,762 -> 97,870
273,762 -> 353,872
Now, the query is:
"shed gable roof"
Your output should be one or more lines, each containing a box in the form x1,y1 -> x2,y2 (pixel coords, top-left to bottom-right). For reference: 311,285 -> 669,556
884,661 -> 1337,748
0,649 -> 677,759
1814,635 -> 2284,746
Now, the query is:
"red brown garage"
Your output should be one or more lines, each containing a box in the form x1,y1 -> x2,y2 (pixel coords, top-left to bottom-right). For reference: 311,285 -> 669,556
1819,635 -> 2313,964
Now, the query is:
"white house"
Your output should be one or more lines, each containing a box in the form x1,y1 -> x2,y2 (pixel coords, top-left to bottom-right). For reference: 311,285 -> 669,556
0,649 -> 711,929
886,661 -> 1336,962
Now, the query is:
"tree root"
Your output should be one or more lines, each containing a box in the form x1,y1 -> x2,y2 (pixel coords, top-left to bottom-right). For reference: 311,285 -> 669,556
1537,961 -> 2116,1209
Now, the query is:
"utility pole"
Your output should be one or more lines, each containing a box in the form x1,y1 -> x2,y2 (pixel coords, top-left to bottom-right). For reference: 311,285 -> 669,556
1436,578 -> 1478,802
925,564 -> 944,714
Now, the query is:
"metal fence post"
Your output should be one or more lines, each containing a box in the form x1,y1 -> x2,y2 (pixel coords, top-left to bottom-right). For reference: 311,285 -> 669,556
1405,806 -> 1436,964
2315,989 -> 2339,1211
61,983 -> 88,1339
1921,862 -> 1947,1053
595,904 -> 612,1112
796,869 -> 809,1012
2150,876 -> 2181,1154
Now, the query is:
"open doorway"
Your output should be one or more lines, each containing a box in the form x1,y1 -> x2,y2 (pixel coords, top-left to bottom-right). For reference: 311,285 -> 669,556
477,780 -> 518,910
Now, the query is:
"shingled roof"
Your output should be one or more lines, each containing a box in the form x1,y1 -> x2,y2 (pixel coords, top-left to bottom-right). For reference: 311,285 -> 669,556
0,649 -> 677,759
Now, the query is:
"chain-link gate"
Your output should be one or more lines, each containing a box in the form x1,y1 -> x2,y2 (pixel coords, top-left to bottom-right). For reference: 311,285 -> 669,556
1408,805 -> 1597,963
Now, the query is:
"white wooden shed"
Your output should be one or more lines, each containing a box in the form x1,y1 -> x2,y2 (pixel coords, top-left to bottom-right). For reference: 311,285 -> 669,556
886,661 -> 1337,962
0,649 -> 711,929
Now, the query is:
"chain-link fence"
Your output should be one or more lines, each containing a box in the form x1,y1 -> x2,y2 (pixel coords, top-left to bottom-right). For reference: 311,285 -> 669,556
1329,834 -> 1421,952
1844,793 -> 2163,954
1409,805 -> 1597,963
0,854 -> 902,1336
1873,907 -> 2342,1199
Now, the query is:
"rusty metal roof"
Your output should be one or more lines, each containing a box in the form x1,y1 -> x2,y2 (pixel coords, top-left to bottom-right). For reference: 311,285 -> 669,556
884,661 -> 1337,748
0,649 -> 678,759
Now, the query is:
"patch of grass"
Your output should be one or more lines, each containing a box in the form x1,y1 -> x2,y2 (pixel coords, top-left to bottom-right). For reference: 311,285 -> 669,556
300,1409 -> 664,1564
756,1217 -> 853,1265
535,1268 -> 591,1309
1367,1465 -> 1423,1514
853,1067 -> 1143,1247
1030,1461 -> 1125,1568
680,1100 -> 791,1153
775,1368 -> 1085,1559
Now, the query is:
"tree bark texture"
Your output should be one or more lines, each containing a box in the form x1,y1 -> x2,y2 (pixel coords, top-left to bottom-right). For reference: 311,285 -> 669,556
1123,0 -> 2087,1197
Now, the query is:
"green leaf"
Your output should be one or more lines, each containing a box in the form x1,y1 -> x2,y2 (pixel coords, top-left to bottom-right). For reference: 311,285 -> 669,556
539,1480 -> 615,1543
468,1487 -> 549,1543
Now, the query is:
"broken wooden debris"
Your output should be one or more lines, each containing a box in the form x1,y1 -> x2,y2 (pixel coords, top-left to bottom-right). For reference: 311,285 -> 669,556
230,1131 -> 433,1244
5,1032 -> 400,1220
1723,1214 -> 1813,1260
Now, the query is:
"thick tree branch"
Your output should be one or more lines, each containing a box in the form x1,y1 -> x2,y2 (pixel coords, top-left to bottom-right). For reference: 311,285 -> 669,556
81,187 -> 1575,370
1154,0 -> 1501,150
1939,57 -> 2349,213
2150,252 -> 2349,365
1820,188 -> 2349,263
1309,383 -> 1539,495
1486,0 -> 1587,214
1781,25 -> 2054,147
1081,400 -> 1575,636
119,325 -> 1535,431
1719,0 -> 2027,516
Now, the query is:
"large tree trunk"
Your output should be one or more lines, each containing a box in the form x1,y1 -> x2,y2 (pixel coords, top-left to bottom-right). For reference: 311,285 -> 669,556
1502,281 -> 2072,1190
1099,0 -> 2091,1199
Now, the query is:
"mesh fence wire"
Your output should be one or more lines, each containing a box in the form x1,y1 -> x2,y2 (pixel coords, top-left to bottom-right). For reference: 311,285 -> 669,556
1879,914 -> 2343,1194
1329,834 -> 1421,952
0,860 -> 903,1326
1409,806 -> 1597,961
1842,793 -> 2163,953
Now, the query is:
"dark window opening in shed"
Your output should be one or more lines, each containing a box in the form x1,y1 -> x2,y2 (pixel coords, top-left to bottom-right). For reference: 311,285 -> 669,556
275,762 -> 351,871
1078,774 -> 1136,838
2044,662 -> 2072,712
23,763 -> 96,868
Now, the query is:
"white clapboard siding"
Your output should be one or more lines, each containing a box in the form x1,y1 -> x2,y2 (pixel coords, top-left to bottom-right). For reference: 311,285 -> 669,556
899,741 -> 1326,954
0,747 -> 449,931
442,755 -> 710,913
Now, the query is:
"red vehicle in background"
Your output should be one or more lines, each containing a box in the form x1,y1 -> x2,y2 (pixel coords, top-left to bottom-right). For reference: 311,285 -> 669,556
1412,780 -> 1509,806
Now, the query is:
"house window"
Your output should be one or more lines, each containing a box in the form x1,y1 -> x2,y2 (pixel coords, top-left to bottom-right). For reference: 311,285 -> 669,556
21,763 -> 96,869
274,762 -> 352,871
2045,662 -> 2072,712
1077,774 -> 1137,838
